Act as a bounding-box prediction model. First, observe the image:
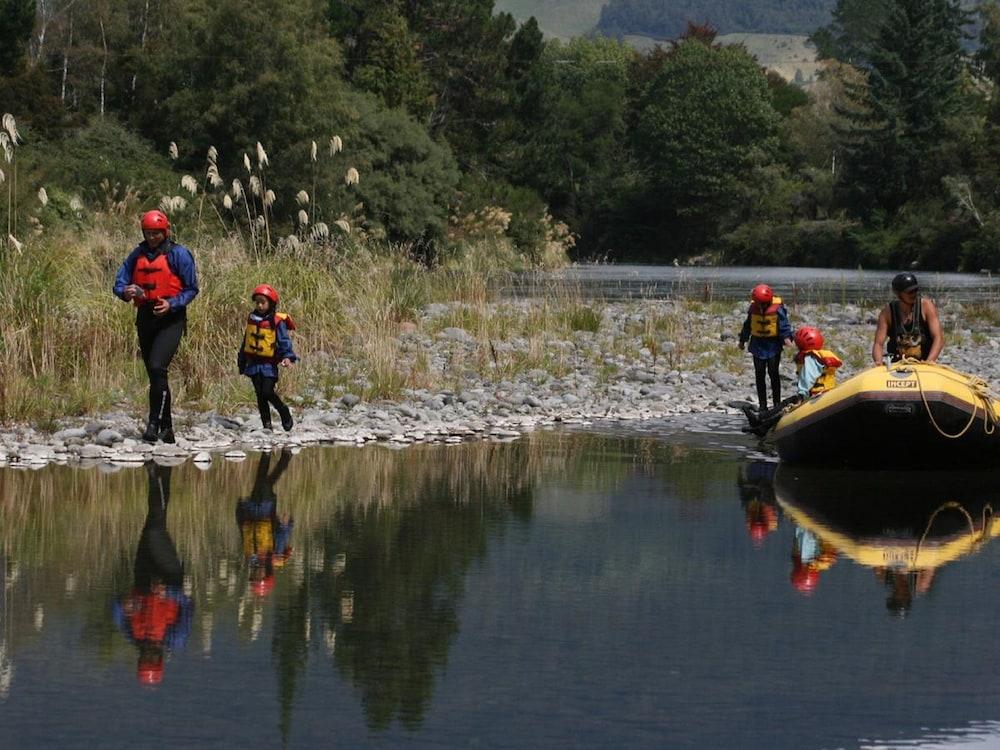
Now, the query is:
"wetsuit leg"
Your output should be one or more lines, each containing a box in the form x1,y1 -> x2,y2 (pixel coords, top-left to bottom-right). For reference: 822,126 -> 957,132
753,356 -> 768,409
136,310 -> 185,427
252,374 -> 291,429
251,373 -> 274,428
766,354 -> 781,406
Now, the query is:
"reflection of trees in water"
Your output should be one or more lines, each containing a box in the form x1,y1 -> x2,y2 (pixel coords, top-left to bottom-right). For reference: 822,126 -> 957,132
293,444 -> 537,730
0,431 -> 707,725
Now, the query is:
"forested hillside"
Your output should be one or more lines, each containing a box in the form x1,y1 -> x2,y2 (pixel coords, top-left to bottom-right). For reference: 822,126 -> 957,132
3,0 -> 1000,271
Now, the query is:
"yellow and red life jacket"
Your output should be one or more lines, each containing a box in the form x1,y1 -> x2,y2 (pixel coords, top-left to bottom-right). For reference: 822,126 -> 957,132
131,252 -> 183,307
794,348 -> 843,395
748,297 -> 783,338
242,312 -> 295,361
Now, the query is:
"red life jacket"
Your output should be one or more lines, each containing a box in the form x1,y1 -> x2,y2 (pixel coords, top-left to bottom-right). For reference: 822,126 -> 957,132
132,252 -> 183,307
126,591 -> 181,642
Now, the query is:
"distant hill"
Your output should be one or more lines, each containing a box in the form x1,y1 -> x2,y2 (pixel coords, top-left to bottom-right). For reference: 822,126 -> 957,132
494,0 -> 607,38
596,0 -> 836,39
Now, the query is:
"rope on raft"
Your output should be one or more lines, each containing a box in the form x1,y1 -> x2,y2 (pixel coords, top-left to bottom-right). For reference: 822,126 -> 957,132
897,359 -> 1000,439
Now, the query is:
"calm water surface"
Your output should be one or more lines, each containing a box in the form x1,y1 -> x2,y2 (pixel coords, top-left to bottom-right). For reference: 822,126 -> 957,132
509,265 -> 1000,304
1,429 -> 999,749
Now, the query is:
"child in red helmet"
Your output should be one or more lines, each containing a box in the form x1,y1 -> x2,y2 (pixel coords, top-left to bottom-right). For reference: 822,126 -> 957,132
738,284 -> 793,411
238,284 -> 298,430
792,326 -> 842,399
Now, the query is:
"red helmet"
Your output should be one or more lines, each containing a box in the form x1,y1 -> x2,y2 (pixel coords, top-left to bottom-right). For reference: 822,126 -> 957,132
137,659 -> 164,685
251,575 -> 275,597
751,284 -> 773,305
748,519 -> 769,544
794,326 -> 824,351
252,284 -> 279,304
790,560 -> 819,595
140,210 -> 170,232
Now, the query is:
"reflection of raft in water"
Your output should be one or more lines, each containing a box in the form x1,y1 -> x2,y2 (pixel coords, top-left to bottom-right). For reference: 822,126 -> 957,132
773,361 -> 1000,468
773,465 -> 1000,571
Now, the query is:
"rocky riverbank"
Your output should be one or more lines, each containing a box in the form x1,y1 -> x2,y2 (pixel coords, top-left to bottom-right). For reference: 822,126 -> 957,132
3,299 -> 998,469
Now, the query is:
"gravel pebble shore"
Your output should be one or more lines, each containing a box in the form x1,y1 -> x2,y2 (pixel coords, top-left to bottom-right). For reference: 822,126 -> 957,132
5,299 -> 998,470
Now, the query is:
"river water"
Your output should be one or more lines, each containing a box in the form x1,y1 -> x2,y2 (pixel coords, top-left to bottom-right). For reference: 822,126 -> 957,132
2,427 -> 999,748
510,265 -> 1000,303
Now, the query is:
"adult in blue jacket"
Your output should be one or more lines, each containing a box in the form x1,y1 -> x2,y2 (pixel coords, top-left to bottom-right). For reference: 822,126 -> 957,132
113,210 -> 198,443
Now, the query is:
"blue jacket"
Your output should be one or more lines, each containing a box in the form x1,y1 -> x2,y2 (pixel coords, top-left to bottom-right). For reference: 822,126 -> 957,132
238,312 -> 298,378
739,303 -> 792,359
113,240 -> 199,311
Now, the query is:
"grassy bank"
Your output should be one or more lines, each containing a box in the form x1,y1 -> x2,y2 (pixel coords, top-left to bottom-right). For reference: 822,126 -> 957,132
0,218 -> 592,422
2,218 -> 993,425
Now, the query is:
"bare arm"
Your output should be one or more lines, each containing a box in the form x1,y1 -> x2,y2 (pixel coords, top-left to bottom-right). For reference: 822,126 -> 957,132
872,307 -> 890,365
924,298 -> 944,362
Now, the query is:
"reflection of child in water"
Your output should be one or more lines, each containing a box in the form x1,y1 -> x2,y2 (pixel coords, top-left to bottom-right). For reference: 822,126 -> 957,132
112,462 -> 193,685
237,450 -> 294,597
737,462 -> 780,547
789,526 -> 839,596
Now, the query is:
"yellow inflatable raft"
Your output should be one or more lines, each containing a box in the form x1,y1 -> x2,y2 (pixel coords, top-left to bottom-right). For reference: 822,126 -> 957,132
772,361 -> 1000,467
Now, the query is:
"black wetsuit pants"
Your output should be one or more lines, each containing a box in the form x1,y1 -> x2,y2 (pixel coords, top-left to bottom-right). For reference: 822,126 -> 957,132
251,374 -> 290,428
753,354 -> 781,410
136,307 -> 185,428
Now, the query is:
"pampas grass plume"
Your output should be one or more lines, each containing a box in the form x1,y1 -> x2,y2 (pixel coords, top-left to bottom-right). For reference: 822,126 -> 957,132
345,167 -> 359,186
207,145 -> 218,163
296,190 -> 309,206
297,209 -> 308,226
181,175 -> 198,195
249,175 -> 261,196
310,141 -> 318,162
231,179 -> 244,200
311,222 -> 329,240
37,187 -> 48,206
223,194 -> 233,210
3,114 -> 21,144
169,141 -> 179,160
330,135 -> 343,155
7,234 -> 22,252
334,218 -> 351,233
243,153 -> 251,173
263,189 -> 276,207
256,142 -> 269,167
207,164 -> 224,189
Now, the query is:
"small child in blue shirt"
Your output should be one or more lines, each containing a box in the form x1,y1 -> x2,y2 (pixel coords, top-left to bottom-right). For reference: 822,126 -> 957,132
238,284 -> 298,430
738,283 -> 793,410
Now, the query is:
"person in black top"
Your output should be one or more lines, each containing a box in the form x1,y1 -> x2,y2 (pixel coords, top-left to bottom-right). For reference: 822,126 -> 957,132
871,272 -> 943,365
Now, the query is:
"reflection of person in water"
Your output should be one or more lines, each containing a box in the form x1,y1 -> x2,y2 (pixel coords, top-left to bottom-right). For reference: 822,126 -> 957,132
237,450 -> 294,597
789,526 -> 839,595
873,567 -> 937,616
738,462 -> 780,546
112,462 -> 193,685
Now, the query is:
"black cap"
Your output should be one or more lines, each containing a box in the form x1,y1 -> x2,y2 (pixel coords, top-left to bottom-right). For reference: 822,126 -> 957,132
891,272 -> 919,293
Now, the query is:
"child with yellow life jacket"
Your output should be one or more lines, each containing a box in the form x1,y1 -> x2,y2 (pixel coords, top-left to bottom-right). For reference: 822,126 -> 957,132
238,284 -> 298,431
738,284 -> 794,410
792,326 -> 842,399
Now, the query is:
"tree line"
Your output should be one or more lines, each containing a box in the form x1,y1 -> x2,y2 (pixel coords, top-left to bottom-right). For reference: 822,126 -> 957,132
2,0 -> 1000,269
